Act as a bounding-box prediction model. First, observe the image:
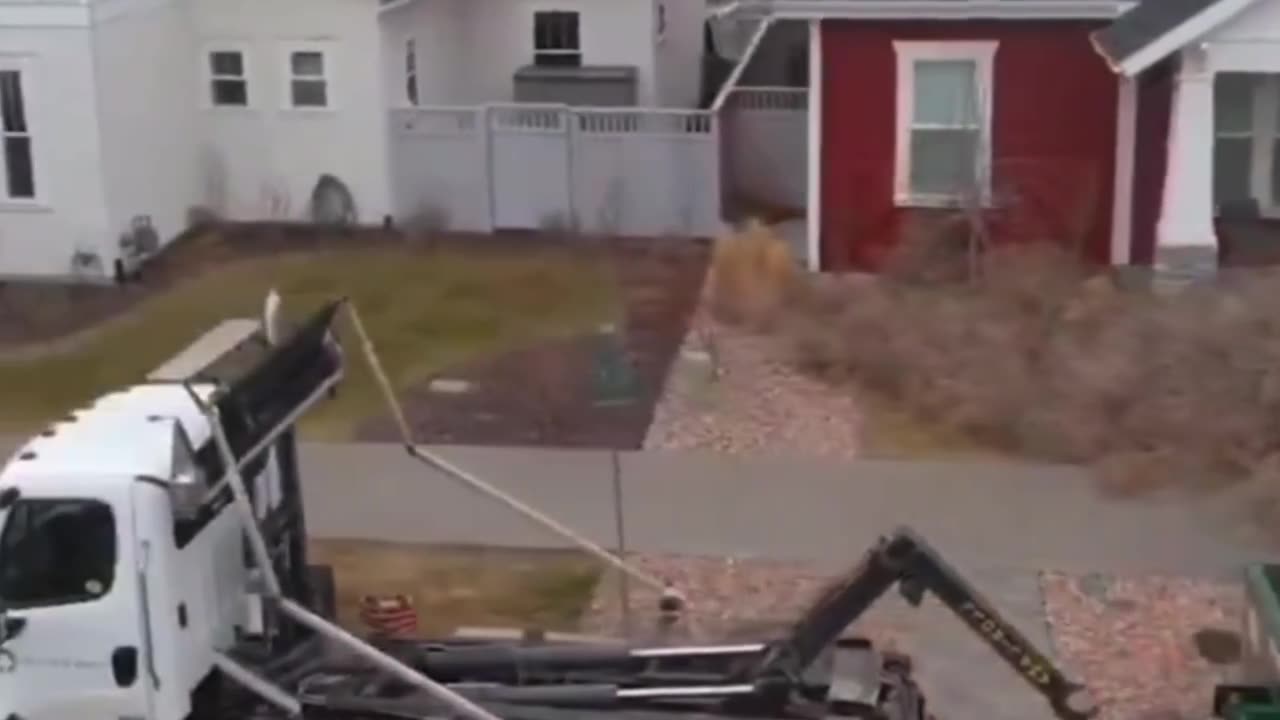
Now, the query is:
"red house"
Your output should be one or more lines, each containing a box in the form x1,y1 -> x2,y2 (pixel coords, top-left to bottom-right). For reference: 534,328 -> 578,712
716,0 -> 1280,276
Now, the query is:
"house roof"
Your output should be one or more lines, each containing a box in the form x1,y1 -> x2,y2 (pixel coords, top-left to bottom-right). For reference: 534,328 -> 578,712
1090,0 -> 1252,75
723,0 -> 1259,78
748,0 -> 1134,20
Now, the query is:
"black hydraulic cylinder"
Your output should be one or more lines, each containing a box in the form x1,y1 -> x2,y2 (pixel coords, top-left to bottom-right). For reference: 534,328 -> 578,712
416,643 -> 638,676
451,682 -> 622,706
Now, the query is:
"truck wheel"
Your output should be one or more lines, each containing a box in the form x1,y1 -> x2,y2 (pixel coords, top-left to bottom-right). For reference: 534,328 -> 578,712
308,564 -> 337,621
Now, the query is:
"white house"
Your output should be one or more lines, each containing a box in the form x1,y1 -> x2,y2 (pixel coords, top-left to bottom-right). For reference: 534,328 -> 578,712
380,0 -> 705,108
0,0 -> 706,281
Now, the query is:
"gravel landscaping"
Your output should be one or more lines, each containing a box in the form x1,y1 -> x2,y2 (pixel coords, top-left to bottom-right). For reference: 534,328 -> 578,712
1042,572 -> 1244,720
582,553 -> 1249,720
643,311 -> 864,460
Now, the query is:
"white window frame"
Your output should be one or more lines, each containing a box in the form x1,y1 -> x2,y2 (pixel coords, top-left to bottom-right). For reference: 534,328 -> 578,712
404,38 -> 419,106
0,55 -> 40,207
202,43 -> 252,109
892,40 -> 998,208
280,41 -> 335,111
532,10 -> 582,67
1213,73 -> 1280,218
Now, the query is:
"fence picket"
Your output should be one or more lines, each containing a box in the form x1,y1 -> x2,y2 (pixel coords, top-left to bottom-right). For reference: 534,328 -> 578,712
390,103 -> 722,237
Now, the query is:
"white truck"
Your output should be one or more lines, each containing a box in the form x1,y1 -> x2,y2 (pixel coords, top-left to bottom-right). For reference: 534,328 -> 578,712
0,296 -> 1092,720
0,300 -> 351,720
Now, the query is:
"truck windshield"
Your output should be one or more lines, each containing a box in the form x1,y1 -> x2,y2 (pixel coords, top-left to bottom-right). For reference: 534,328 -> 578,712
0,499 -> 116,609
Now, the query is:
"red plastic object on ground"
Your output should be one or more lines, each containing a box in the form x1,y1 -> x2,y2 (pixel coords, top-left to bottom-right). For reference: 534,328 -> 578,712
359,594 -> 419,638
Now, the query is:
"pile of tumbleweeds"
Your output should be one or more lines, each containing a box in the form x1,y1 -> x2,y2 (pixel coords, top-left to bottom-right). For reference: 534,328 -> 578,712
582,554 -> 1246,720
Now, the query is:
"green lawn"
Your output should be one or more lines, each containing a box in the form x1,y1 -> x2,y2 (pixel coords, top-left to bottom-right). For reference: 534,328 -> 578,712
0,246 -> 617,439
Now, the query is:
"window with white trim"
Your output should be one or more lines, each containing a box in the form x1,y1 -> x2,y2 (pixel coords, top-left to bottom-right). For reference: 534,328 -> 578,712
1213,73 -> 1255,209
0,68 -> 35,201
533,11 -> 581,67
404,38 -> 419,106
1211,72 -> 1280,214
286,48 -> 330,109
207,49 -> 249,107
893,41 -> 997,206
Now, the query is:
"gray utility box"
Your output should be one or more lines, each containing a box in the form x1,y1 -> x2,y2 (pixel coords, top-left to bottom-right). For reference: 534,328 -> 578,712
513,65 -> 638,107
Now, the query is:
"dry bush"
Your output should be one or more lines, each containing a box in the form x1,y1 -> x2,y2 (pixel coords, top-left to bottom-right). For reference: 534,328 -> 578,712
706,220 -> 798,328
776,231 -> 1280,503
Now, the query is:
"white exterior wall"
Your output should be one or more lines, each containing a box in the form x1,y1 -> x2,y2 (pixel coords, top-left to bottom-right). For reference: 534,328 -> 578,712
0,6 -> 111,278
1154,0 -> 1280,274
91,0 -> 203,268
191,0 -> 391,223
652,0 -> 705,108
382,0 -> 660,106
381,0 -> 465,107
1207,0 -> 1280,74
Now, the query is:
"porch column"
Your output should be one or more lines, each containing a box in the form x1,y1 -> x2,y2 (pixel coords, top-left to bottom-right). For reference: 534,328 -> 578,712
1155,47 -> 1218,285
805,18 -> 823,272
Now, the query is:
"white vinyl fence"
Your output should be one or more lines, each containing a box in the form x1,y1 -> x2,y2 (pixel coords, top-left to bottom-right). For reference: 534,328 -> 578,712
389,103 -> 723,238
721,87 -> 808,211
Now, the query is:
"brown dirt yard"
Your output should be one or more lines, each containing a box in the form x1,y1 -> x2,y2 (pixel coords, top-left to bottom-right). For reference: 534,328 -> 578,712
0,224 -> 709,448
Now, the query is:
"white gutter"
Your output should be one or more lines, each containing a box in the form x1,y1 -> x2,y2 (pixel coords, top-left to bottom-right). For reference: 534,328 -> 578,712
724,0 -> 1131,21
710,15 -> 776,111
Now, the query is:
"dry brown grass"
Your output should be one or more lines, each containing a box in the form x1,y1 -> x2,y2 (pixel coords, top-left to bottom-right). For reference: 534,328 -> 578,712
713,220 -> 1280,510
706,220 -> 798,329
309,539 -> 602,636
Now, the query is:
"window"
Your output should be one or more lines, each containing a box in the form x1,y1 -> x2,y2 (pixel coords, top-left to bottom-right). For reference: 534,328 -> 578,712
533,11 -> 581,67
405,39 -> 419,106
1273,91 -> 1280,206
0,499 -> 116,609
893,41 -> 997,206
208,49 -> 248,107
0,69 -> 35,201
287,48 -> 330,108
1214,73 -> 1255,208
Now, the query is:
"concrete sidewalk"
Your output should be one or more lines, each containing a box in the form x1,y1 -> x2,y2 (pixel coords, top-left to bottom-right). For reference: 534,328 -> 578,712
296,443 -> 1272,720
298,443 -> 1275,577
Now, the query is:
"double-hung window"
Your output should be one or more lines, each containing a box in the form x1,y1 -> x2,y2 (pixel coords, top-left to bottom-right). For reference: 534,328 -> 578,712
893,41 -> 997,206
1211,72 -> 1280,215
285,46 -> 332,109
0,65 -> 35,201
207,48 -> 249,107
1213,73 -> 1256,209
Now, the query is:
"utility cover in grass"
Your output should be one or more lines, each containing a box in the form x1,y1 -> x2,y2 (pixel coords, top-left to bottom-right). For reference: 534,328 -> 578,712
593,324 -> 639,407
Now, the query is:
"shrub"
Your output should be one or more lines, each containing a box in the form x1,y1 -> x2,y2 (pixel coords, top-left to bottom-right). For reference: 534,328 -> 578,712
706,220 -> 798,328
774,233 -> 1280,503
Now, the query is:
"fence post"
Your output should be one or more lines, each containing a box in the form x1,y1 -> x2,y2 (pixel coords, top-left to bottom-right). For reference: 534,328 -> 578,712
564,106 -> 578,233
610,448 -> 631,638
481,104 -> 497,232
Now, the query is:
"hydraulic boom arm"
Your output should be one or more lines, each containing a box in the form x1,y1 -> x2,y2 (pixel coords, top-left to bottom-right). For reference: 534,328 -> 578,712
751,527 -> 1097,720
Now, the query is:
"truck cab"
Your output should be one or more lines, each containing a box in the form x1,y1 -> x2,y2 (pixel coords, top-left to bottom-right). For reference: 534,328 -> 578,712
0,302 -> 344,720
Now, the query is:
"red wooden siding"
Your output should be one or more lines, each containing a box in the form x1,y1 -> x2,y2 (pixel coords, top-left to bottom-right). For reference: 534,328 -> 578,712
819,20 -> 1120,271
1129,59 -> 1174,266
